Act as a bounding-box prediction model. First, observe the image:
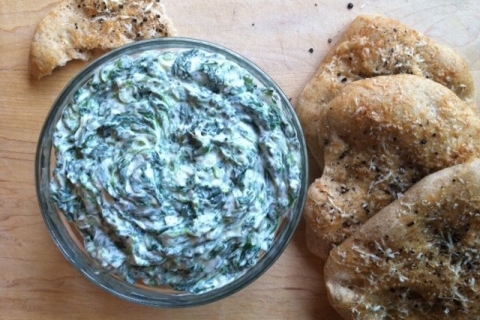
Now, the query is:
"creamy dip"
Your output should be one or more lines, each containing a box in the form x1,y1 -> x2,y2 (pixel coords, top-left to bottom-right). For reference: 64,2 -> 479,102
50,48 -> 302,293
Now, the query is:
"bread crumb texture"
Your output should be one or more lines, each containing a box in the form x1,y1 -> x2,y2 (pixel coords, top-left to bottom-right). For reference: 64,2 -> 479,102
325,159 -> 480,320
29,0 -> 176,78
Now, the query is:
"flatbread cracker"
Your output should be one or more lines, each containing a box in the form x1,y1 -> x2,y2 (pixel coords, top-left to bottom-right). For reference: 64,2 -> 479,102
296,15 -> 475,169
325,159 -> 480,319
29,0 -> 176,79
305,74 -> 480,260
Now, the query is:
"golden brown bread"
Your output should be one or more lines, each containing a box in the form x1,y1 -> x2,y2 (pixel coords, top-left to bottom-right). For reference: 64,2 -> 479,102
29,0 -> 176,79
304,74 -> 480,260
325,159 -> 480,319
296,14 -> 475,169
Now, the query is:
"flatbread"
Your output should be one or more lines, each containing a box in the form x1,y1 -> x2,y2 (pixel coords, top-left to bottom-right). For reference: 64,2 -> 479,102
304,74 -> 480,260
29,0 -> 176,79
296,14 -> 475,169
325,159 -> 480,319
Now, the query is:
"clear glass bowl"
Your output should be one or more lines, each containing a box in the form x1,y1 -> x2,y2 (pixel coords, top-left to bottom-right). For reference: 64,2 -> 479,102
35,38 -> 308,307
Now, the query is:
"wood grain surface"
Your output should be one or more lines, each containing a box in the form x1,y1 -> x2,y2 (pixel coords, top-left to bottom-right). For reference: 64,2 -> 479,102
0,0 -> 479,319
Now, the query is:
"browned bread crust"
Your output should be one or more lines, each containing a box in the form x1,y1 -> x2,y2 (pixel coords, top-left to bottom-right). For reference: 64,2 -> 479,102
304,74 -> 480,260
296,14 -> 475,169
325,159 -> 480,319
29,0 -> 176,79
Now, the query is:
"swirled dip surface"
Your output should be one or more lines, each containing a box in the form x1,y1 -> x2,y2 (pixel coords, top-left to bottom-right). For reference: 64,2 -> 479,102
50,48 -> 302,293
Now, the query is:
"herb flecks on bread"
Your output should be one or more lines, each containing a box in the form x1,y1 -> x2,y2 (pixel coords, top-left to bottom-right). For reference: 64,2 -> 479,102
29,0 -> 176,79
325,159 -> 480,319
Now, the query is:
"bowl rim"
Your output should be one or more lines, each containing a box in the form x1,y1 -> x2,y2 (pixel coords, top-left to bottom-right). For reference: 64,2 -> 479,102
35,37 -> 309,308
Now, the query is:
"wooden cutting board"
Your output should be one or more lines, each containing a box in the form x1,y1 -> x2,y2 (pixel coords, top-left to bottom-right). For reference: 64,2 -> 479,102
0,0 -> 478,319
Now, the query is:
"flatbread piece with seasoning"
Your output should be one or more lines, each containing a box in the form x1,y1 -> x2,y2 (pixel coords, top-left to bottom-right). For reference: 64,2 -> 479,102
325,159 -> 480,319
296,14 -> 475,170
29,0 -> 176,79
304,74 -> 480,260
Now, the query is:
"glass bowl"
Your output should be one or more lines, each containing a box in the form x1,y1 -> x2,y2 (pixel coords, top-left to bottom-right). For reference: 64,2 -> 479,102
35,38 -> 308,307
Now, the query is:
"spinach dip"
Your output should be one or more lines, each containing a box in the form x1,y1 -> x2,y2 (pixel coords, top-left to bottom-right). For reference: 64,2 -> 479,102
50,48 -> 302,293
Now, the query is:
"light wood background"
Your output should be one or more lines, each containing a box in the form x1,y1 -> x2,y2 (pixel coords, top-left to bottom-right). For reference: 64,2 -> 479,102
0,0 -> 479,319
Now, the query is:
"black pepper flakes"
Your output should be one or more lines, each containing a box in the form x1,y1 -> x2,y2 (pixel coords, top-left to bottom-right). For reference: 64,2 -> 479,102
341,77 -> 347,83
339,150 -> 349,160
342,220 -> 352,227
328,38 -> 332,43
362,203 -> 370,214
309,48 -> 314,53
347,3 -> 354,9
340,186 -> 350,194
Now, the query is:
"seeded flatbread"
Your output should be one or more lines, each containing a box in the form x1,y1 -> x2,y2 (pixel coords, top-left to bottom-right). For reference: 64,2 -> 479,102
29,0 -> 176,79
304,74 -> 480,260
296,14 -> 475,170
325,159 -> 480,319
